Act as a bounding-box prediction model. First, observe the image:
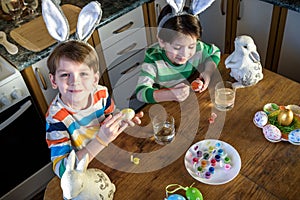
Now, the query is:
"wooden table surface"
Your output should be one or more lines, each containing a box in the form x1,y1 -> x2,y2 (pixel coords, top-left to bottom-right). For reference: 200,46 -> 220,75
44,55 -> 300,200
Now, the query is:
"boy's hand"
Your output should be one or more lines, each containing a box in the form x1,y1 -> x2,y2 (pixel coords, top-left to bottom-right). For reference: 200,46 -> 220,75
98,112 -> 127,144
171,83 -> 190,102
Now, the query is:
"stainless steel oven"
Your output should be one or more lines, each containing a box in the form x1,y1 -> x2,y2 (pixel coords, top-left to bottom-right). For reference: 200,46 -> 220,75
0,56 -> 54,200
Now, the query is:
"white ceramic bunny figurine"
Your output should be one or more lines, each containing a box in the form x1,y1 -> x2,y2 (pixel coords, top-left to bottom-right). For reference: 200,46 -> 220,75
61,150 -> 116,200
225,35 -> 263,88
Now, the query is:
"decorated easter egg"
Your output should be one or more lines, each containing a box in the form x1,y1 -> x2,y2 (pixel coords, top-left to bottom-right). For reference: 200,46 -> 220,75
191,79 -> 204,92
288,129 -> 300,145
253,111 -> 268,128
277,108 -> 294,126
121,108 -> 135,120
167,194 -> 186,200
186,187 -> 203,200
262,124 -> 282,142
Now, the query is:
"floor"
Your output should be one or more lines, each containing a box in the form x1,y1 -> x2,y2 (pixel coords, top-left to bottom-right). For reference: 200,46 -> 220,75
30,189 -> 45,200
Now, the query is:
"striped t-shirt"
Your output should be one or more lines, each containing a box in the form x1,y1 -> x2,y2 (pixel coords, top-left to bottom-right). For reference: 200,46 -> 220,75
136,41 -> 221,103
45,85 -> 115,178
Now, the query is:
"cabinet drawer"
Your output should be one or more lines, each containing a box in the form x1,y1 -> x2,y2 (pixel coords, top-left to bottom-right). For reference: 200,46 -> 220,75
98,6 -> 145,49
103,28 -> 147,69
31,58 -> 58,105
112,73 -> 145,111
108,49 -> 145,88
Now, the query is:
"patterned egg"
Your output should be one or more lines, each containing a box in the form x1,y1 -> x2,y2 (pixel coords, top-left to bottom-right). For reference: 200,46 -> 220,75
288,129 -> 300,145
262,124 -> 282,142
253,111 -> 268,128
186,187 -> 203,200
167,194 -> 186,200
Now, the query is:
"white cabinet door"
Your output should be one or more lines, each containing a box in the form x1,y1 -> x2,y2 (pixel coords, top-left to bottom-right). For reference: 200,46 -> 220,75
277,9 -> 300,83
236,0 -> 273,67
198,0 -> 226,54
154,0 -> 167,23
31,58 -> 58,105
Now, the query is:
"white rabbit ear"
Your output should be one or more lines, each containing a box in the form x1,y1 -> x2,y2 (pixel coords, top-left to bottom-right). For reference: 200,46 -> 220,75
190,0 -> 215,15
65,150 -> 76,171
76,1 -> 102,42
76,153 -> 89,172
166,0 -> 185,14
42,0 -> 70,42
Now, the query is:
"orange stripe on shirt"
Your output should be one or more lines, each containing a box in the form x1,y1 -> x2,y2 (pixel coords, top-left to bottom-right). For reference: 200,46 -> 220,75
105,99 -> 115,114
46,137 -> 69,147
53,108 -> 72,121
94,89 -> 107,103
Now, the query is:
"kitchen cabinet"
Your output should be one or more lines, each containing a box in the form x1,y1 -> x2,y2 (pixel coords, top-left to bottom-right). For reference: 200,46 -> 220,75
277,9 -> 300,83
199,0 -> 227,54
95,5 -> 148,111
234,0 -> 273,66
31,57 -> 58,105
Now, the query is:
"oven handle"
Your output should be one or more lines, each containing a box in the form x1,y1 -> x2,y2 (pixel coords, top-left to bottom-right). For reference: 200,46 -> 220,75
0,100 -> 32,131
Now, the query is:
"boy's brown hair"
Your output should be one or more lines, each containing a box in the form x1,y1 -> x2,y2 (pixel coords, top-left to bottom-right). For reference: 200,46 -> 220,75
47,40 -> 99,75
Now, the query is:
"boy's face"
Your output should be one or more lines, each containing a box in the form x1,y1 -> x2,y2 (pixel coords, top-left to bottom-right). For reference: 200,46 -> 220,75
49,57 -> 99,109
159,34 -> 197,65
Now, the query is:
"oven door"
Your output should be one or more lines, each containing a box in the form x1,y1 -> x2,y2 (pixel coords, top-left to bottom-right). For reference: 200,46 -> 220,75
0,96 -> 54,199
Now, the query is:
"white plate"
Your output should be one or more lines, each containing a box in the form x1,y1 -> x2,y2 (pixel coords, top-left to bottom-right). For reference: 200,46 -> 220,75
184,139 -> 241,185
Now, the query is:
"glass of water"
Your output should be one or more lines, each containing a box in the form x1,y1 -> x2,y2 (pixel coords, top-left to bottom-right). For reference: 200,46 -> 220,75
152,114 -> 175,145
214,81 -> 236,111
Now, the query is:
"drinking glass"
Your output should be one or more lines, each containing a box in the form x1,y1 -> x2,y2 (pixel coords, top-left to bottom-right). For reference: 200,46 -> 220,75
3,0 -> 23,27
214,81 -> 236,111
22,0 -> 39,18
152,114 -> 175,145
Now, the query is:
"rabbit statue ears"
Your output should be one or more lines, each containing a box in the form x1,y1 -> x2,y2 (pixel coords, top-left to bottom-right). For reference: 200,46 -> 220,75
158,0 -> 215,31
42,0 -> 102,42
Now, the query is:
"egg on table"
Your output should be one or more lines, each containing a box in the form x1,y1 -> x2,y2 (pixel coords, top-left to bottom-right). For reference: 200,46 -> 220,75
262,124 -> 282,142
253,111 -> 268,128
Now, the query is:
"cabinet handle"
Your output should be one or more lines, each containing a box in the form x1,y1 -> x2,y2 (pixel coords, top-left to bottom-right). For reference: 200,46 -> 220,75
35,67 -> 47,90
117,42 -> 137,55
237,0 -> 242,20
112,21 -> 134,34
220,0 -> 225,15
121,62 -> 140,75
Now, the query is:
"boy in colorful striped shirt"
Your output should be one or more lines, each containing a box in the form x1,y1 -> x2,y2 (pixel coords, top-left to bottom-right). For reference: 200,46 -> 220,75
45,41 -> 143,178
136,4 -> 221,103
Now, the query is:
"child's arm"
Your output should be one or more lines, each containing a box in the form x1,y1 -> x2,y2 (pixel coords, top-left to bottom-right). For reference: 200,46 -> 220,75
153,83 -> 190,102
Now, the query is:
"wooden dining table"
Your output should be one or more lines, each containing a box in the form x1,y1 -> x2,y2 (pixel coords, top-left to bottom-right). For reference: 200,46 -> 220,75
44,55 -> 300,200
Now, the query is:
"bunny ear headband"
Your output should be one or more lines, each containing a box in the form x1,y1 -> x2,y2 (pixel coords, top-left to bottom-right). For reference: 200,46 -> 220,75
158,0 -> 215,32
42,0 -> 102,43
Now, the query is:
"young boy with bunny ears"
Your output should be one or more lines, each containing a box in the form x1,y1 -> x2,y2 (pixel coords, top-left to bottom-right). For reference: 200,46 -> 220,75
42,0 -> 143,178
136,0 -> 221,103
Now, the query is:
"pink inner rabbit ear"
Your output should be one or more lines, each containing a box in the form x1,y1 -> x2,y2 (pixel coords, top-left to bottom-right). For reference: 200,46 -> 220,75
190,0 -> 215,15
76,1 -> 102,42
42,0 -> 70,42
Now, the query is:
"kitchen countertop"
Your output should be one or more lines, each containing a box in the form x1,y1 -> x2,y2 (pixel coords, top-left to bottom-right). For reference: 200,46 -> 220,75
0,0 -> 151,71
0,0 -> 300,71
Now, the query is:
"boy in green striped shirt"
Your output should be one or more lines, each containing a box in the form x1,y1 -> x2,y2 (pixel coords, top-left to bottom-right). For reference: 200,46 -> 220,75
136,3 -> 220,103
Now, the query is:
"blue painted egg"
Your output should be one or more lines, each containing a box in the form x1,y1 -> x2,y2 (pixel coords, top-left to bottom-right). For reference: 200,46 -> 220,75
167,194 -> 186,200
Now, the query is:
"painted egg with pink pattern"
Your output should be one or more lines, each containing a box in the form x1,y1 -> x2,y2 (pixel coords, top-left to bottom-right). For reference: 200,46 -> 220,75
262,124 -> 282,142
